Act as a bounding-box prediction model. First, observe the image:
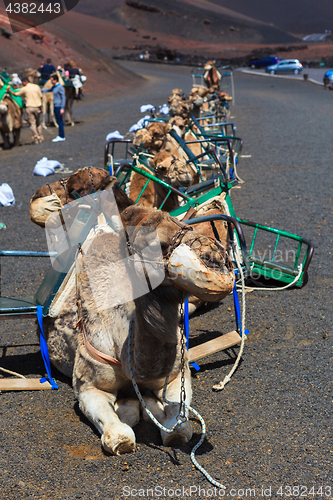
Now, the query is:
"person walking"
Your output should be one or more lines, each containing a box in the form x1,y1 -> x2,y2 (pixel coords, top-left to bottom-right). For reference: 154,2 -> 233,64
8,77 -> 44,144
41,74 -> 66,142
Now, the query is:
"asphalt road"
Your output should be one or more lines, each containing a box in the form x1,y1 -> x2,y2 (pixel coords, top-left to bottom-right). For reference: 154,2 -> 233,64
238,67 -> 331,85
0,62 -> 332,500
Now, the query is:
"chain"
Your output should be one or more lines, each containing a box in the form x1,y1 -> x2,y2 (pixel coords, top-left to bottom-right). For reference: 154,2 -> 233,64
178,299 -> 187,421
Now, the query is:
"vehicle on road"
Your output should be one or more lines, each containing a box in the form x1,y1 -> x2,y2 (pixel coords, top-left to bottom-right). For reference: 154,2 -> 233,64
247,56 -> 280,69
265,59 -> 303,75
323,69 -> 333,85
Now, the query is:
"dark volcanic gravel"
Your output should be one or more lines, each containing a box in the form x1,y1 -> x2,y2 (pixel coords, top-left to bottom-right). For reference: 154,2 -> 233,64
0,63 -> 332,500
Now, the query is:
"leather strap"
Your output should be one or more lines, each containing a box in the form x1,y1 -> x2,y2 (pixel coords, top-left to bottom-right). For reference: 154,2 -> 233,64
77,317 -> 122,367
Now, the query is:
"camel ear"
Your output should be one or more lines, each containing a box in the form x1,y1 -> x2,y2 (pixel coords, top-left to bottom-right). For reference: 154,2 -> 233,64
165,123 -> 172,133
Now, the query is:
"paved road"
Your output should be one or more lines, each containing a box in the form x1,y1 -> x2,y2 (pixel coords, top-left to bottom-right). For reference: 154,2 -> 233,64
238,66 -> 332,85
0,62 -> 332,500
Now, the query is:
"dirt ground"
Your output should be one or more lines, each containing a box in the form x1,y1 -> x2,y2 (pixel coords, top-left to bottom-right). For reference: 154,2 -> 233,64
0,63 -> 332,500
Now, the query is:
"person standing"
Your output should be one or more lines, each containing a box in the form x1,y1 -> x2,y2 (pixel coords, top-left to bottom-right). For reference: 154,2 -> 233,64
8,77 -> 44,144
38,59 -> 56,82
41,74 -> 66,142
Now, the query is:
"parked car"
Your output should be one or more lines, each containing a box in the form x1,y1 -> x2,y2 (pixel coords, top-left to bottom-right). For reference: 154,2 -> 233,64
248,56 -> 280,69
323,69 -> 333,85
265,59 -> 303,75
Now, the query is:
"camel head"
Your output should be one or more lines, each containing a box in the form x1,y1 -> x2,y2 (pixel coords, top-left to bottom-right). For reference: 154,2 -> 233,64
120,205 -> 235,302
151,151 -> 193,189
168,116 -> 186,137
204,60 -> 216,71
30,169 -> 133,227
188,85 -> 210,109
168,88 -> 184,102
133,122 -> 166,152
168,96 -> 191,119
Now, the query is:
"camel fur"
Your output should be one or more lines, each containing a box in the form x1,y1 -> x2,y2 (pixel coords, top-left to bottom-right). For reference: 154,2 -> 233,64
41,203 -> 234,454
129,151 -> 193,212
30,168 -> 130,227
0,95 -> 22,149
41,79 -> 58,129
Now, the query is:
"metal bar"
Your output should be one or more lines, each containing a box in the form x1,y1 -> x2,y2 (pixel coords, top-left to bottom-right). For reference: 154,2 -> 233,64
249,227 -> 258,254
272,234 -> 280,261
158,189 -> 172,210
135,178 -> 151,203
117,162 -> 194,202
294,241 -> 302,269
0,251 -> 57,257
183,214 -> 250,272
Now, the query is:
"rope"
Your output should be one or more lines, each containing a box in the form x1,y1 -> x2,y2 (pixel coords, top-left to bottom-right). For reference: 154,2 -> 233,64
128,321 -> 226,490
0,367 -> 26,378
237,263 -> 303,292
212,243 -> 246,391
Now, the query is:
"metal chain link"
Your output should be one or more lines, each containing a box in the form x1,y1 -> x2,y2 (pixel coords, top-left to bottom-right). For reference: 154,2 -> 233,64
178,299 -> 187,421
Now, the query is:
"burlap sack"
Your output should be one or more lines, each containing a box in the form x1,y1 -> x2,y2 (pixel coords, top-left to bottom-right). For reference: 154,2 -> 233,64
30,192 -> 63,227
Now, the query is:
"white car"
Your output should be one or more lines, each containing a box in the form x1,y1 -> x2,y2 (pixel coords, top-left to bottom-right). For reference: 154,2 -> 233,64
265,59 -> 303,75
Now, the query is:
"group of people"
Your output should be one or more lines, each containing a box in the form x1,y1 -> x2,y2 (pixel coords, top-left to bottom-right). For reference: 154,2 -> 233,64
39,59 -> 84,99
6,58 -> 84,146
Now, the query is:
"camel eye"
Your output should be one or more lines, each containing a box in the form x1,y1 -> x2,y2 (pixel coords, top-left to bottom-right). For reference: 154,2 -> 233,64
158,166 -> 167,173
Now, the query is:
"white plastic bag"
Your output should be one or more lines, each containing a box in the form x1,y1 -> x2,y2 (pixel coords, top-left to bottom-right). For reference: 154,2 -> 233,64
33,157 -> 62,177
0,183 -> 15,206
106,130 -> 124,141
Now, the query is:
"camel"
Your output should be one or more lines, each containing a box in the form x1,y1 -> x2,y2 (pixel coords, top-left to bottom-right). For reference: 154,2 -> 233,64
129,151 -> 193,212
40,198 -> 235,454
30,167 -> 128,227
41,79 -> 58,129
64,85 -> 76,126
40,70 -> 77,127
0,95 -> 22,149
25,68 -> 41,84
133,121 -> 200,183
203,60 -> 221,92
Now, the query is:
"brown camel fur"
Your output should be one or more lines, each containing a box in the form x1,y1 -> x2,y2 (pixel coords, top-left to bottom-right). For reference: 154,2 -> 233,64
133,122 -> 199,183
30,168 -> 131,227
203,60 -> 221,92
0,95 -> 22,149
129,151 -> 193,212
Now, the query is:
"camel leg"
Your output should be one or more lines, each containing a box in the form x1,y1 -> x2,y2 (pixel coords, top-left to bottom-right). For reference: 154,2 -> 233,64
1,130 -> 10,149
150,368 -> 193,447
77,386 -> 137,455
51,108 -> 58,128
13,127 -> 21,147
115,398 -> 140,428
66,108 -> 74,126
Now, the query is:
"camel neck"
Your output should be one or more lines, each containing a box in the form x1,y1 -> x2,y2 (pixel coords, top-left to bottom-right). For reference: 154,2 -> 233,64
129,286 -> 182,381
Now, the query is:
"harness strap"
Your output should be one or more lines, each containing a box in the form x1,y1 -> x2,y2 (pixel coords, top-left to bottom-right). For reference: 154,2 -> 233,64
77,316 -> 122,367
75,246 -> 122,367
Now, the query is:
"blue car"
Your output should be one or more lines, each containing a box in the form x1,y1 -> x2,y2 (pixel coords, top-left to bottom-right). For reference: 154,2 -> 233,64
248,56 -> 280,69
323,69 -> 333,85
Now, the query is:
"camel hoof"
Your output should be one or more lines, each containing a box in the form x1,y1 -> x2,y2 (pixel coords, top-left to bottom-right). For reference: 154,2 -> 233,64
114,440 -> 136,455
162,421 -> 193,448
164,432 -> 188,448
101,425 -> 136,455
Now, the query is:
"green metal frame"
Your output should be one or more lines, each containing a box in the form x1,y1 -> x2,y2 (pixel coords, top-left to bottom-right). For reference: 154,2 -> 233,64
113,159 -> 314,287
